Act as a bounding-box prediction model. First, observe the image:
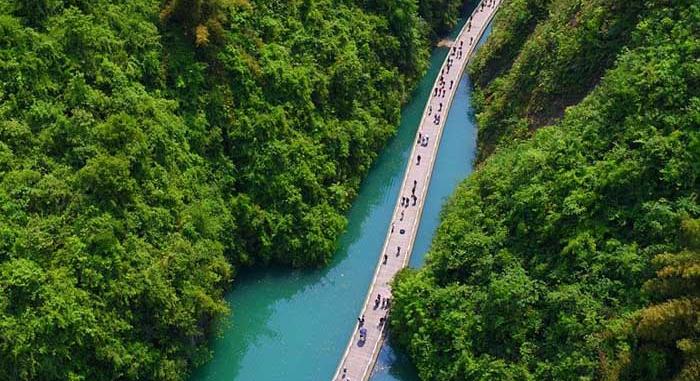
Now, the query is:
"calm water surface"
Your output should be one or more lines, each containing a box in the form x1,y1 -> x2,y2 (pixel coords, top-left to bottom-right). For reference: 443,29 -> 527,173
370,20 -> 493,381
190,16 -> 493,381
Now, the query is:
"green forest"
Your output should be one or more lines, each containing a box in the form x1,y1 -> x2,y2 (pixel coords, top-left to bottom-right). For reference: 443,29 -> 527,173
0,0 -> 466,380
392,0 -> 700,380
2,0 -> 698,380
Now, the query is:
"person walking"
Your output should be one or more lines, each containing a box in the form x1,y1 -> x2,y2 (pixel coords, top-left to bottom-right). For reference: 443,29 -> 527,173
416,155 -> 421,166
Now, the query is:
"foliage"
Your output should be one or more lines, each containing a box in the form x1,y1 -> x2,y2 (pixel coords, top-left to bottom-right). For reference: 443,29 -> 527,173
416,0 -> 466,38
602,221 -> 700,381
391,1 -> 700,380
160,0 -> 246,47
468,0 -> 551,87
469,0 -> 647,161
0,0 -> 456,379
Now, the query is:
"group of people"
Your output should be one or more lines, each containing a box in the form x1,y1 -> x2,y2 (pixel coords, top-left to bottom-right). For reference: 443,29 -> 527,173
400,194 -> 417,208
417,132 -> 431,145
482,0 -> 498,11
373,293 -> 391,310
340,3 -> 501,378
433,112 -> 441,125
354,293 -> 391,339
432,50 -> 462,124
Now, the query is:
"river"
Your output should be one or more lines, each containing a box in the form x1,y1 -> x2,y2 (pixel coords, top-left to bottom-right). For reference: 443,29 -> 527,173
190,13 -> 493,381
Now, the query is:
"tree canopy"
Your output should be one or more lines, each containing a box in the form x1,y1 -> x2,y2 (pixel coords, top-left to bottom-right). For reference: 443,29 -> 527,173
391,1 -> 700,380
0,0 -> 466,379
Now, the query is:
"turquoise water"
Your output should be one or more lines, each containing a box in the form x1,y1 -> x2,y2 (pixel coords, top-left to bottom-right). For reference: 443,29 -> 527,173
189,16 -> 493,381
370,21 -> 493,381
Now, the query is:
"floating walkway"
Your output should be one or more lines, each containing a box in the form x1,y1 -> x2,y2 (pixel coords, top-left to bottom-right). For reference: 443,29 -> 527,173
332,1 -> 501,380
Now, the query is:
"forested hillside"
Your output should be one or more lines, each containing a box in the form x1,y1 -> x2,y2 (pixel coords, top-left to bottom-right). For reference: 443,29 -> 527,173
0,0 -> 465,379
392,1 -> 700,380
469,0 -> 648,161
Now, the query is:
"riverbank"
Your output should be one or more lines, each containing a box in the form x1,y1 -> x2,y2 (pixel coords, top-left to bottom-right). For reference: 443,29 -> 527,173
189,7 -> 494,381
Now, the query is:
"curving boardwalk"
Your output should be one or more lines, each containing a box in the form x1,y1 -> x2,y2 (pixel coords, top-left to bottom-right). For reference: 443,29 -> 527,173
332,1 -> 501,380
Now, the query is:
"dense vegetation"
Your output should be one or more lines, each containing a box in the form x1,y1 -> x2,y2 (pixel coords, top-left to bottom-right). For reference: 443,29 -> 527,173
469,0 -> 648,161
0,0 -> 465,379
392,0 -> 700,380
603,219 -> 700,381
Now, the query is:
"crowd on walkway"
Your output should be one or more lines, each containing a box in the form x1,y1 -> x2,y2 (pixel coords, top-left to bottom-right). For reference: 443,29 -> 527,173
337,1 -> 499,379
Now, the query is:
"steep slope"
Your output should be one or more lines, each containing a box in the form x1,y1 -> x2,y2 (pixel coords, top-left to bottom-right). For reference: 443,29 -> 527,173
0,0 -> 466,379
391,1 -> 700,380
470,0 -> 647,161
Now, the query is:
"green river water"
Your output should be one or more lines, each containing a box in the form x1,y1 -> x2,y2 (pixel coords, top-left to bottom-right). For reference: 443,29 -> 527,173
190,14 -> 493,381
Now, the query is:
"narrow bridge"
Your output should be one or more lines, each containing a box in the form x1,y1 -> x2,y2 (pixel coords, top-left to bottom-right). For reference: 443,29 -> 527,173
332,1 -> 501,380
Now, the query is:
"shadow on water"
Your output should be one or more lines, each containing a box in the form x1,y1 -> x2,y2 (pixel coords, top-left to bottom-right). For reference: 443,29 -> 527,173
189,7 -> 494,381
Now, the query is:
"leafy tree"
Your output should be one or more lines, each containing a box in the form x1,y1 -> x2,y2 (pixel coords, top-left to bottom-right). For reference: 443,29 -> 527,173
161,0 -> 247,46
602,220 -> 700,381
0,0 -> 467,379
469,0 -> 647,160
391,1 -> 700,380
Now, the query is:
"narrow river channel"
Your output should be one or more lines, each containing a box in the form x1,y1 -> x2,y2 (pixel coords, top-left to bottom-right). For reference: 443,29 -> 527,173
190,12 -> 494,381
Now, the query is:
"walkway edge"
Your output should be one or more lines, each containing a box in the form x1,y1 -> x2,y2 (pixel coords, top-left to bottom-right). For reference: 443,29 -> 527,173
332,2 -> 501,380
